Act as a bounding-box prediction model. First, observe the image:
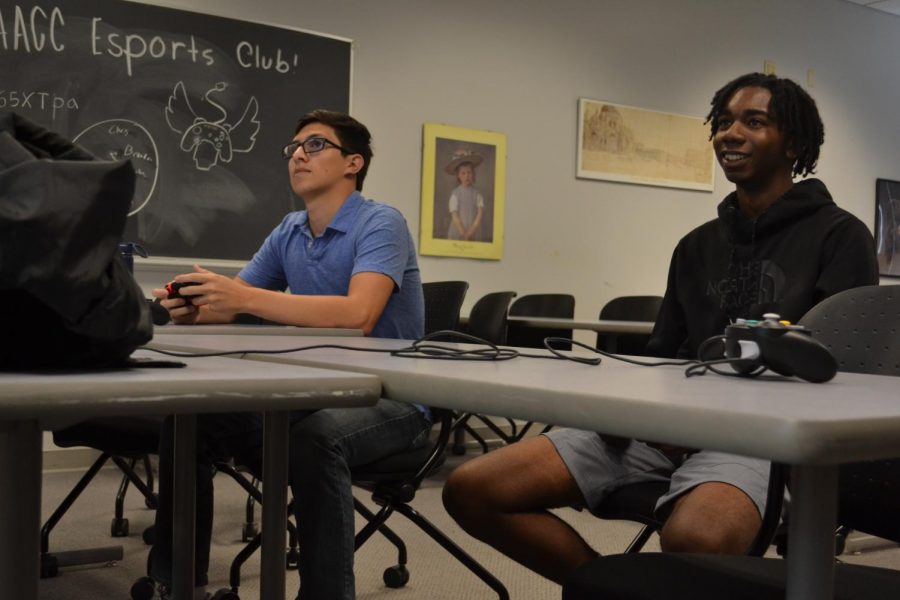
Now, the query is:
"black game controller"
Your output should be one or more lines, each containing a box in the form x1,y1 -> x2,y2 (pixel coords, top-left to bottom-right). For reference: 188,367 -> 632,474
722,313 -> 837,383
164,281 -> 199,305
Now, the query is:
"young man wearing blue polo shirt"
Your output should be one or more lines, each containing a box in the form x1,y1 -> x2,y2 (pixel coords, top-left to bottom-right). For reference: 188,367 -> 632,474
151,110 -> 429,600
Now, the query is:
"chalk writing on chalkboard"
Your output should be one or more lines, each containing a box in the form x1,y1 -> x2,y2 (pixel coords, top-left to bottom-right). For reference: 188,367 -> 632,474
73,118 -> 159,215
0,0 -> 351,261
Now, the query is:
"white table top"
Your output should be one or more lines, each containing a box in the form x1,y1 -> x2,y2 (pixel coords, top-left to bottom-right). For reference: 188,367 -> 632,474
0,350 -> 380,428
154,324 -> 363,336
147,335 -> 900,466
505,316 -> 655,334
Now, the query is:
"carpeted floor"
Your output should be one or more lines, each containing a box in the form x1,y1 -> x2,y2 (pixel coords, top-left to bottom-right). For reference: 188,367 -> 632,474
38,448 -> 900,599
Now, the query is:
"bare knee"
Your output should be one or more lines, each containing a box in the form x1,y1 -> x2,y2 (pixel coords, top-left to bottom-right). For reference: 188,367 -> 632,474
442,458 -> 502,527
659,483 -> 761,554
443,436 -> 580,531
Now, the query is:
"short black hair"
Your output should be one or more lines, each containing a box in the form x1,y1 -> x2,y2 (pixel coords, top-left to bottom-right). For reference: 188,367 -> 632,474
706,73 -> 824,178
295,110 -> 373,191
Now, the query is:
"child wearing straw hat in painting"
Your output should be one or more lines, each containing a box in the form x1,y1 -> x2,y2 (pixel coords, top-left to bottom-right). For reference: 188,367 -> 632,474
445,148 -> 486,241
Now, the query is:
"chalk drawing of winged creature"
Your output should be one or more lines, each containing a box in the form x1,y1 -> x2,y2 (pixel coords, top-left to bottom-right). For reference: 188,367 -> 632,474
165,81 -> 260,171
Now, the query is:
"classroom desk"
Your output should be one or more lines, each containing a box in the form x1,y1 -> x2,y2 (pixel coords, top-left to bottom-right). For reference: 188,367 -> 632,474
149,334 -> 900,600
505,315 -> 655,334
0,351 -> 380,600
154,324 -> 363,336
459,315 -> 655,335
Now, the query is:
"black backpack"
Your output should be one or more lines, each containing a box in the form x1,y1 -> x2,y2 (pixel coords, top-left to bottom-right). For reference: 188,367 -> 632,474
0,112 -> 152,368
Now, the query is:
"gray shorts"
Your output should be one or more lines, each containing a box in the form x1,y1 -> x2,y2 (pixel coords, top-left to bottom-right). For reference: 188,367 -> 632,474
544,428 -> 770,519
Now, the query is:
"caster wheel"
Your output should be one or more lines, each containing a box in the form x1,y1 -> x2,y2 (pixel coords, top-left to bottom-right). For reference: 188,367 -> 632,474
451,444 -> 467,456
111,517 -> 130,537
145,492 -> 159,509
383,564 -> 409,588
130,576 -> 156,600
286,547 -> 299,570
40,554 -> 59,579
211,588 -> 240,600
142,524 -> 156,545
241,522 -> 258,542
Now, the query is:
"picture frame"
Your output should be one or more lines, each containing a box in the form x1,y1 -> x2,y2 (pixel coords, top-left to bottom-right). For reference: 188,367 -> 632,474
419,123 -> 506,260
577,97 -> 715,192
875,178 -> 900,277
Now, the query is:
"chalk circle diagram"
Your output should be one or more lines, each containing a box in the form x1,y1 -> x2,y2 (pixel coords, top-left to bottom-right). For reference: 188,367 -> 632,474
74,119 -> 160,216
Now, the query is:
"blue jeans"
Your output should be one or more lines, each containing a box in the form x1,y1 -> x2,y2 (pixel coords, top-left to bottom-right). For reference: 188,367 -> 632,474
289,400 -> 432,600
150,401 -> 431,600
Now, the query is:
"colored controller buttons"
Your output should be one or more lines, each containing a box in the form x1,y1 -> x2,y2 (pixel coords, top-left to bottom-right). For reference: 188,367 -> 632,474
165,281 -> 196,304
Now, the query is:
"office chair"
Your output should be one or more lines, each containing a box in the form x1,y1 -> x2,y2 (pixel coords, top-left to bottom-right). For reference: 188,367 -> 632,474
563,284 -> 900,599
464,291 -> 517,344
422,280 -> 469,337
452,291 -> 517,455
565,462 -> 900,599
198,409 -> 509,600
129,439 -> 301,600
491,293 -> 575,442
596,295 -> 663,356
506,293 -> 576,351
41,417 -> 160,578
776,282 -> 900,557
352,407 -> 509,598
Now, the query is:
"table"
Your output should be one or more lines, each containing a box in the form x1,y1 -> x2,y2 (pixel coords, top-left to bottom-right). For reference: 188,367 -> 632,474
0,351 -> 380,600
505,315 -> 655,334
149,334 -> 900,600
154,324 -> 363,336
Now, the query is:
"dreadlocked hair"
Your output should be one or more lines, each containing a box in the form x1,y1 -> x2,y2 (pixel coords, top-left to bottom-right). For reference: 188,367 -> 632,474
706,73 -> 824,178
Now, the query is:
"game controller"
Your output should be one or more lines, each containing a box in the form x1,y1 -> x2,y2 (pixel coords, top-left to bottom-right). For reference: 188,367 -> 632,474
721,313 -> 837,383
164,280 -> 199,305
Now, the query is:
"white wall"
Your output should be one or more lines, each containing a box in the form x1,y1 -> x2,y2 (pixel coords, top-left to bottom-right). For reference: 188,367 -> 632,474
133,0 -> 900,318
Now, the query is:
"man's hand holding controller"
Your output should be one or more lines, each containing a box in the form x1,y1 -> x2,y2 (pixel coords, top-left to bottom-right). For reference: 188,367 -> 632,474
152,264 -> 255,324
151,265 -> 209,325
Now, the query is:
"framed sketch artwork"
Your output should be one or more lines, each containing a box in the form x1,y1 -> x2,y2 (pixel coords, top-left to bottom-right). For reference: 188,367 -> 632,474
577,98 -> 715,192
419,123 -> 506,260
875,178 -> 900,277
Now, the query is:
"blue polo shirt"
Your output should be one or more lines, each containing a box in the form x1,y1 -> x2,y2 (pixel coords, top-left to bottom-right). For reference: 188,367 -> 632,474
239,191 -> 424,339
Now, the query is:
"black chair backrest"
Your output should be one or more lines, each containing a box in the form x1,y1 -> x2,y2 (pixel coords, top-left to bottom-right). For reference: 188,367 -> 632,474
506,293 -> 575,350
798,285 -> 900,377
422,281 -> 469,335
799,284 -> 900,542
596,295 -> 663,356
466,291 -> 517,345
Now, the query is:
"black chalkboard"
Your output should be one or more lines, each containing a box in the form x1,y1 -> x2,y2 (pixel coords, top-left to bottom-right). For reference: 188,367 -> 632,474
0,0 -> 350,261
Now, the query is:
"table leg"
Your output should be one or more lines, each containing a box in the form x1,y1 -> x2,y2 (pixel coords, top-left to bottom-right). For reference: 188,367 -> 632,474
0,420 -> 41,600
786,464 -> 837,600
172,414 -> 197,600
260,410 -> 289,600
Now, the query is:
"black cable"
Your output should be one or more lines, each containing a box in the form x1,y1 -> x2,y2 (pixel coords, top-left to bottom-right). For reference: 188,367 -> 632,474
144,328 -> 770,380
393,331 -> 521,361
590,347 -> 697,367
685,358 -> 767,379
145,330 -> 602,366
685,333 -> 768,379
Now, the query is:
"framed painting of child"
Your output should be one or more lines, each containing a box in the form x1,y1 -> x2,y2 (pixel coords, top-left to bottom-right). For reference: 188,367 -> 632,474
419,123 -> 506,259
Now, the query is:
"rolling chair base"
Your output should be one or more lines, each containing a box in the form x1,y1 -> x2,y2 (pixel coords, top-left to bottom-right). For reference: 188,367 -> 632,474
40,545 -> 124,578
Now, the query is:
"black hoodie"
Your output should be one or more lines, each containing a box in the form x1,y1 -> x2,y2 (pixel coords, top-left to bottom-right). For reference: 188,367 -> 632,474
646,178 -> 878,359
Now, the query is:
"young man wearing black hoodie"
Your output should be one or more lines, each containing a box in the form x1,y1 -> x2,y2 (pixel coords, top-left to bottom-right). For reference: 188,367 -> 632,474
442,73 -> 879,585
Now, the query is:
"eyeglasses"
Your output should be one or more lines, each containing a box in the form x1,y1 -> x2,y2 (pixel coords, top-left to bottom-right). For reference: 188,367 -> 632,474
281,136 -> 351,159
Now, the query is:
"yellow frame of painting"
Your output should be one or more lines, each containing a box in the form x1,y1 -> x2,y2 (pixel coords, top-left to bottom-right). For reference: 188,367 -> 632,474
419,123 -> 506,260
